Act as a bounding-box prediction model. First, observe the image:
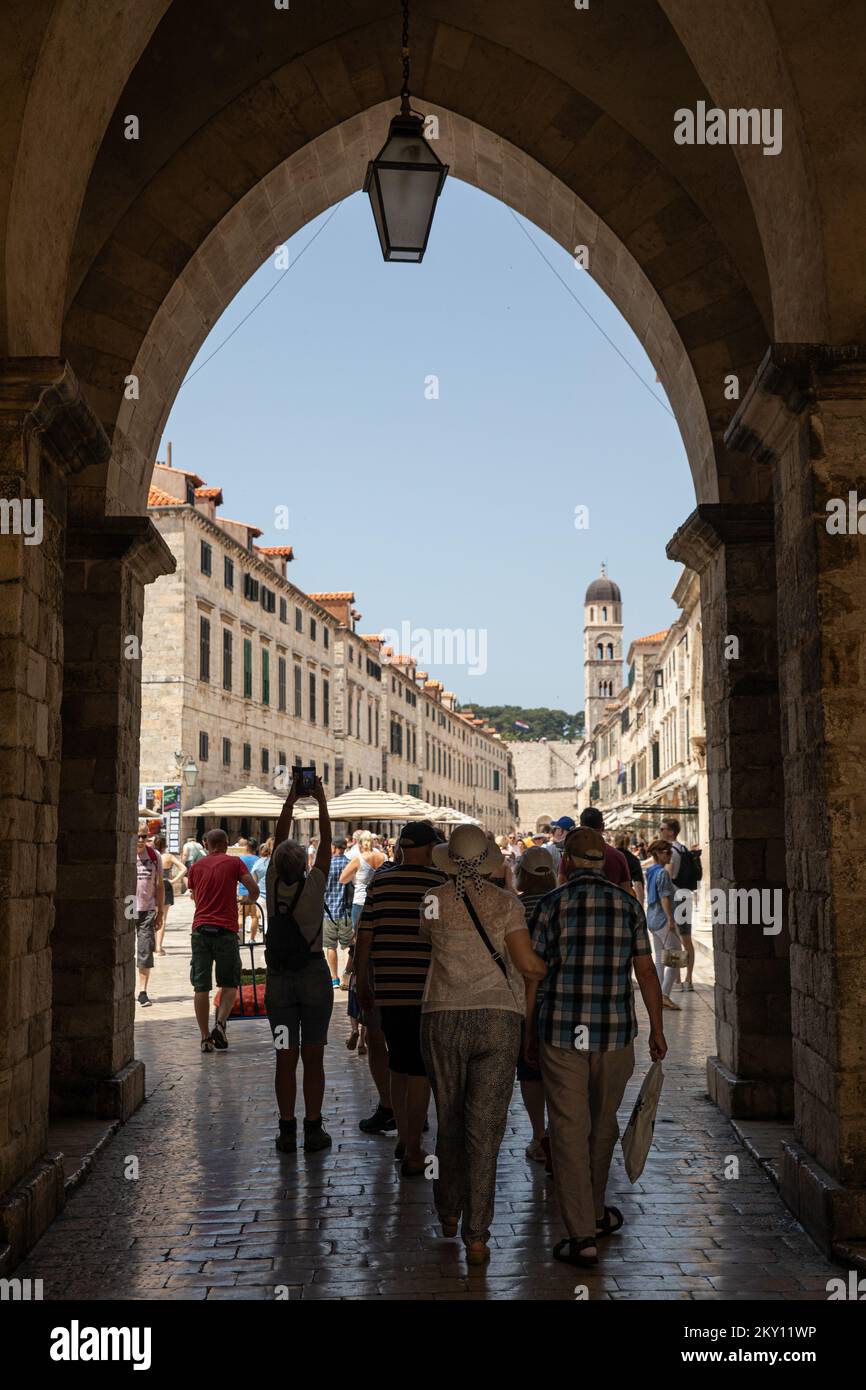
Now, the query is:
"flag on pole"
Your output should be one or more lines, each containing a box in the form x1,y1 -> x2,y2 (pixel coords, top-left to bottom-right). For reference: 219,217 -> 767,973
514,720 -> 530,731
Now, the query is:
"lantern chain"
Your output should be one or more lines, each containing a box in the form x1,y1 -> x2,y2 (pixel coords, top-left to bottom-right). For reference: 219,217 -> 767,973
400,0 -> 411,111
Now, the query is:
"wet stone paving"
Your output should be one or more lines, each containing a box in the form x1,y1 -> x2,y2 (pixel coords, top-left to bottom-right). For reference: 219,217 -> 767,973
18,901 -> 843,1301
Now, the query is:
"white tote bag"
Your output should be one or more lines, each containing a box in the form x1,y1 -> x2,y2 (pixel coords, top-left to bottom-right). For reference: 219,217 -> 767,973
621,1061 -> 665,1182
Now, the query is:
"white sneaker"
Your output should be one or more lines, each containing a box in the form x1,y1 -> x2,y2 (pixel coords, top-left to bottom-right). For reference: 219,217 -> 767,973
526,1138 -> 546,1162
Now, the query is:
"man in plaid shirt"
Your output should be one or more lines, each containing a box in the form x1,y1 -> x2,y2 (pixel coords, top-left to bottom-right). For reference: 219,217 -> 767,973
525,826 -> 666,1270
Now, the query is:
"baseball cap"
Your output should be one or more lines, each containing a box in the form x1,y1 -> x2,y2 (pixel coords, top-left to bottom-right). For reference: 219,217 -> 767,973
398,821 -> 439,848
520,846 -> 557,875
563,827 -> 605,862
550,816 -> 576,831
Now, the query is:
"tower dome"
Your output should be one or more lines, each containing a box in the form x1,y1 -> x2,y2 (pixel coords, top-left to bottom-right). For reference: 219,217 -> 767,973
585,563 -> 621,604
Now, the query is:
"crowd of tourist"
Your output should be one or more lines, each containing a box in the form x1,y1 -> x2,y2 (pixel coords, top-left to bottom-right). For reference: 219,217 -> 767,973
134,782 -> 703,1269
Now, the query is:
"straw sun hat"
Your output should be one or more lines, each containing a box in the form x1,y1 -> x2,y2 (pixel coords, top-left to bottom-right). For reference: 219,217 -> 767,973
432,823 -> 504,898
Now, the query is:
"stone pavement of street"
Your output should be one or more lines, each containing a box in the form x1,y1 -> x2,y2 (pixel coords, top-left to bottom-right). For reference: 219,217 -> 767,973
16,897 -> 844,1300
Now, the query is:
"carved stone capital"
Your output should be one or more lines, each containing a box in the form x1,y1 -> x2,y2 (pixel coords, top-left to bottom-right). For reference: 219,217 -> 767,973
0,357 -> 110,475
666,504 -> 774,573
725,343 -> 866,463
67,516 -> 175,585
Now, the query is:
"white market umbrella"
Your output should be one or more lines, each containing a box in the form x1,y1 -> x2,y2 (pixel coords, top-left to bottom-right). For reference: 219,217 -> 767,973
181,784 -> 286,819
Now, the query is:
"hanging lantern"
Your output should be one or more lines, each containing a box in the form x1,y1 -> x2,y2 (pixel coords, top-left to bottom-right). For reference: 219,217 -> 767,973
364,0 -> 448,262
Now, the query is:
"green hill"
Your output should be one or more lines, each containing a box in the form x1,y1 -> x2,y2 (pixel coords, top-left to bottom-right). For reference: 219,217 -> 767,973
457,705 -> 584,742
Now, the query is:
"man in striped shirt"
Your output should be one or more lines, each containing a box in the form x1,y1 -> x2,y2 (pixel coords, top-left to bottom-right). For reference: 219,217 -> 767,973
525,826 -> 666,1269
354,821 -> 445,1176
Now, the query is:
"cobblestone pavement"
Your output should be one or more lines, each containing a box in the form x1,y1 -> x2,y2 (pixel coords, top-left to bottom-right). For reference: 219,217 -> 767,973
18,898 -> 842,1300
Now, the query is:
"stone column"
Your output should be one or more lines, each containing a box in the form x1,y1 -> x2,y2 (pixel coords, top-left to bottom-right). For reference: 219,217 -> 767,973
727,345 -> 866,1253
667,504 -> 791,1118
0,358 -> 108,1268
51,516 -> 174,1118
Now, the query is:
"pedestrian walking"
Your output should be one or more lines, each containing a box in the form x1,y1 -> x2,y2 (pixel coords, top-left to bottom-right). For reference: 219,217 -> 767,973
578,807 -> 634,892
614,833 -> 646,907
353,821 -> 445,1175
421,825 -> 547,1263
135,830 -> 164,1008
525,827 -> 667,1269
513,846 -> 558,1165
658,817 -> 700,990
543,816 -> 575,876
323,835 -> 353,987
250,838 -> 273,938
339,832 -> 385,930
645,839 -> 684,1010
264,773 -> 334,1154
187,829 -> 259,1052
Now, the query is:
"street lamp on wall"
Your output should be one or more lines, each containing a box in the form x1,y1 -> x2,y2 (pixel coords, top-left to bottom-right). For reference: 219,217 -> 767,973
364,0 -> 449,262
174,751 -> 199,788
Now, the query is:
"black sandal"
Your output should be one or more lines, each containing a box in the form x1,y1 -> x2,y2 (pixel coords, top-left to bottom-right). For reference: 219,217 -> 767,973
596,1205 -> 624,1237
553,1236 -> 598,1268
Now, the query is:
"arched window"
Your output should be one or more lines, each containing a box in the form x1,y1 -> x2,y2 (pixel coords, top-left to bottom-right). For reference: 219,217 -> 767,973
596,643 -> 603,659
606,643 -> 613,659
602,606 -> 607,621
590,607 -> 595,622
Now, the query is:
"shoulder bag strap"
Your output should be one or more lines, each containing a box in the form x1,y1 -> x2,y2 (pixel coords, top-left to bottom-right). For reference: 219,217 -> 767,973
462,892 -> 508,978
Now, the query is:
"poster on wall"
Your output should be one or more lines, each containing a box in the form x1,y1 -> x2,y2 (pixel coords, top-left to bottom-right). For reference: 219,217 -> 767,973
139,785 -> 163,816
162,784 -> 182,853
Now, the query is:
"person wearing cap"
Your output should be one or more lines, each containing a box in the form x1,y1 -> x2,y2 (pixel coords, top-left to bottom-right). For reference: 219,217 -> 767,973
525,826 -> 667,1270
263,771 -> 333,1155
420,825 -> 547,1264
579,806 -> 633,893
544,815 -> 576,876
353,821 -> 446,1176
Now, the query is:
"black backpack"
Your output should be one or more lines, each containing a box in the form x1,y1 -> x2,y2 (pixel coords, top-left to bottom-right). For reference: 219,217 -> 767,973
265,880 -> 316,972
672,842 -> 701,890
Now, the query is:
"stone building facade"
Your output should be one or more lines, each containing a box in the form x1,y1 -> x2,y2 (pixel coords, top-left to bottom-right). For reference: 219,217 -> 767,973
508,740 -> 580,830
575,568 -> 709,871
139,469 -> 514,840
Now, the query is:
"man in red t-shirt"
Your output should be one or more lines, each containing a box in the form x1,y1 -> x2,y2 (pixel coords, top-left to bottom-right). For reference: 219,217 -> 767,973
578,808 -> 634,895
187,828 -> 259,1053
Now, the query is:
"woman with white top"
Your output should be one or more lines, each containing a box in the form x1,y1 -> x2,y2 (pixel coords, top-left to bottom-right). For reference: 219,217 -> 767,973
339,831 -> 385,928
420,824 -> 547,1265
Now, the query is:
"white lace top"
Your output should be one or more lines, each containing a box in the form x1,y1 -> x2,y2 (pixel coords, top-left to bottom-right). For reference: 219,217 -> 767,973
419,879 -> 528,1014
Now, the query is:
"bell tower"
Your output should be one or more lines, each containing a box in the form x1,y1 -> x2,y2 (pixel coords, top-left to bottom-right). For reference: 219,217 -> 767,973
583,563 -> 623,736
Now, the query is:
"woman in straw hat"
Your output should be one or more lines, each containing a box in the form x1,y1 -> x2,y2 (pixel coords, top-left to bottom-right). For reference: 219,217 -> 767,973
420,824 -> 547,1265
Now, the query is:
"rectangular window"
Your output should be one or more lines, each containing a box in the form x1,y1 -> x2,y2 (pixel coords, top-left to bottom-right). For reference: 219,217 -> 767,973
243,742 -> 251,771
279,596 -> 287,624
323,763 -> 329,784
261,648 -> 270,705
260,585 -> 275,614
200,541 -> 212,576
295,606 -> 303,632
278,656 -> 287,712
323,679 -> 330,727
493,770 -> 500,791
199,616 -> 210,682
243,638 -> 252,698
309,672 -> 317,723
651,741 -> 660,779
243,573 -> 259,602
310,617 -> 317,641
222,737 -> 231,766
261,748 -> 269,773
390,720 -> 403,756
199,730 -> 209,761
224,556 -> 234,589
222,628 -> 232,690
293,664 -> 302,717
323,626 -> 329,650
368,705 -> 372,744
375,708 -> 379,746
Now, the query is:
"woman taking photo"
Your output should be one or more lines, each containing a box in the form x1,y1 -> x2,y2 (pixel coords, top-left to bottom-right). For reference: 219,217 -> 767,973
420,825 -> 546,1265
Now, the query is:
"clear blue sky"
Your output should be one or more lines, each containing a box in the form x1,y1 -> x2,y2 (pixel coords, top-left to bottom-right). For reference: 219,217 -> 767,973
160,179 -> 691,714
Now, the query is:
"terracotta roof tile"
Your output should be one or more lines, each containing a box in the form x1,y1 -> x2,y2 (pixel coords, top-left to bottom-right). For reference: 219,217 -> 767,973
148,485 -> 183,506
195,486 -> 222,500
633,629 -> 669,645
308,591 -> 355,601
258,546 -> 294,557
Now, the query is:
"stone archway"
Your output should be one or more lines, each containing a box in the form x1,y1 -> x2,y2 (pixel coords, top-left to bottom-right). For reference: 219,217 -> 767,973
2,0 -> 865,1268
